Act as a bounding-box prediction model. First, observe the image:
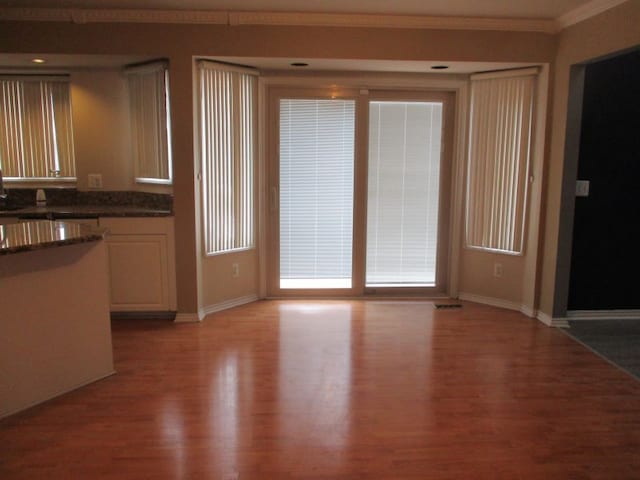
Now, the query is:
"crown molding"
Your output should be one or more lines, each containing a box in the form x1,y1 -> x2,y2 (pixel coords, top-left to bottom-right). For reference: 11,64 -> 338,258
0,7 -> 227,24
556,0 -> 630,29
0,7 -> 557,33
229,11 -> 557,33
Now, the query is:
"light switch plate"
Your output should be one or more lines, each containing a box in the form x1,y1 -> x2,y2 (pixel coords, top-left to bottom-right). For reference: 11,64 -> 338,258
576,180 -> 590,197
88,174 -> 103,189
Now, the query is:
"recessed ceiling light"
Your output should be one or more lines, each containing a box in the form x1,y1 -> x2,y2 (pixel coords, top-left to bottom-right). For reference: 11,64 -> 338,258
290,62 -> 309,67
31,58 -> 46,64
431,65 -> 449,70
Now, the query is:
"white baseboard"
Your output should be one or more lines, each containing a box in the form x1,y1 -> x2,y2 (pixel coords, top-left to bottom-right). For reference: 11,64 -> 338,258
458,292 -> 536,318
199,294 -> 259,320
174,313 -> 201,323
567,309 -> 640,321
536,311 -> 570,328
520,304 -> 536,318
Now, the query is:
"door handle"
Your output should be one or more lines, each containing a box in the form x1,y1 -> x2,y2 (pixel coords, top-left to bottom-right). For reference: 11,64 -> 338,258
270,186 -> 278,212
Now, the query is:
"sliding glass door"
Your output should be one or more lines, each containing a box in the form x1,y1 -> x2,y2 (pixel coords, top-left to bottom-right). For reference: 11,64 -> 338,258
366,101 -> 443,287
278,97 -> 356,290
268,88 -> 452,296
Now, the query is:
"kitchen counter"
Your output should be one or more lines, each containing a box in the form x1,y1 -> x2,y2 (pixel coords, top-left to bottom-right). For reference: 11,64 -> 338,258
0,219 -> 114,418
0,205 -> 172,219
0,220 -> 106,255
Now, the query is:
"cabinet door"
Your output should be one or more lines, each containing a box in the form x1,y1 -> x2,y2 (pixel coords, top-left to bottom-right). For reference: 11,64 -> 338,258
106,234 -> 170,311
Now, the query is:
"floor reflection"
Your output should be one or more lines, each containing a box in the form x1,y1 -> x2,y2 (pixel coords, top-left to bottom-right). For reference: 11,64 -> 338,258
3,301 -> 638,479
278,302 -> 353,471
160,398 -> 186,479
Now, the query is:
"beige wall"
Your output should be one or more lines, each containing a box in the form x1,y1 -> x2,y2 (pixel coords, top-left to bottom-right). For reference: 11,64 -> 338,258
71,69 -> 173,194
71,70 -> 133,191
199,250 -> 259,312
459,250 -> 525,304
539,1 -> 640,318
0,20 -> 557,316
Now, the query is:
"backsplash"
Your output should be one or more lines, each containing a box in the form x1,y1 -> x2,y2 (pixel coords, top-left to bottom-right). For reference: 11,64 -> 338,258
4,189 -> 173,212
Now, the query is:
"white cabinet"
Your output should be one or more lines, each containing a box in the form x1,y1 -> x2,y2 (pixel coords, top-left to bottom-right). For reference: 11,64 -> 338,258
99,217 -> 176,313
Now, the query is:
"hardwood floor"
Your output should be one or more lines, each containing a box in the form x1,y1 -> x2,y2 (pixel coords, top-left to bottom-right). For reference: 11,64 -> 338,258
2,300 -> 640,479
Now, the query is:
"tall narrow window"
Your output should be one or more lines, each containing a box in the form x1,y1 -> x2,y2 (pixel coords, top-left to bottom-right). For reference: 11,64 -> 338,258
279,98 -> 355,289
0,76 -> 75,180
366,101 -> 443,286
198,61 -> 256,255
125,61 -> 172,184
466,69 -> 536,254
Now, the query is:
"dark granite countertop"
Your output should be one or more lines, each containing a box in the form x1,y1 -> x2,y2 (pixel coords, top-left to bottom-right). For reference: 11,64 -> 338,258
0,220 -> 106,256
0,205 -> 172,219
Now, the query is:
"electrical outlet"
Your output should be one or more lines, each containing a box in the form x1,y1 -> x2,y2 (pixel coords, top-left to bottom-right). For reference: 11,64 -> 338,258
88,174 -> 103,189
232,263 -> 240,278
494,263 -> 503,278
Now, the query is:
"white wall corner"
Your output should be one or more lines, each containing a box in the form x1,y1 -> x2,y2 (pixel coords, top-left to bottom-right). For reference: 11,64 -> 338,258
174,312 -> 202,323
200,294 -> 259,319
536,311 -> 570,328
520,304 -> 537,318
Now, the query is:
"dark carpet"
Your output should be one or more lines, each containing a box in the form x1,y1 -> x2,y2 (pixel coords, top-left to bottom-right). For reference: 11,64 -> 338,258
562,320 -> 640,381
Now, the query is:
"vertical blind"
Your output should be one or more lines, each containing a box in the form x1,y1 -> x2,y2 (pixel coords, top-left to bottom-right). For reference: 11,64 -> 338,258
279,99 -> 355,288
198,61 -> 256,255
0,77 -> 75,179
466,70 -> 536,254
366,101 -> 443,286
125,62 -> 172,183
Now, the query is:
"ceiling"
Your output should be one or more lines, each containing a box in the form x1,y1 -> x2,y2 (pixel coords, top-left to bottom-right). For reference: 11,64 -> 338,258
0,0 -> 596,21
0,0 -> 618,73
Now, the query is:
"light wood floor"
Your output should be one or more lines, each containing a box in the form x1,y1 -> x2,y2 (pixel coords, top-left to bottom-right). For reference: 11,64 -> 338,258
2,300 -> 640,479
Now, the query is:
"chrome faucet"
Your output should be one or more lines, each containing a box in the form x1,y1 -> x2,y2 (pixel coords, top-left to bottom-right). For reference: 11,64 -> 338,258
0,169 -> 6,201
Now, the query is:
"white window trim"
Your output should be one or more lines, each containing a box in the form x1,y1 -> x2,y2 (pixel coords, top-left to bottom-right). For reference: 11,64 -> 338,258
258,73 -> 469,298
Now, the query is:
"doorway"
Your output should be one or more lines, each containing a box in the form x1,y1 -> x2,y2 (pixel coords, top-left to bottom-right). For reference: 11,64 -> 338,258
568,48 -> 640,310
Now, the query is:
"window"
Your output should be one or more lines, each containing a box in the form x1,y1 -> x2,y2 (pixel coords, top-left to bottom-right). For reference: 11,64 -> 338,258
465,69 -> 536,254
366,100 -> 443,286
0,76 -> 76,181
198,61 -> 256,255
125,61 -> 172,184
279,98 -> 355,289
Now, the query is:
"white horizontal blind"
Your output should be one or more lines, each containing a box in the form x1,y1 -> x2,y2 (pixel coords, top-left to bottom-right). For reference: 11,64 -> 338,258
198,62 -> 256,255
126,62 -> 172,183
0,78 -> 75,179
366,101 -> 443,286
279,99 -> 355,288
466,71 -> 535,254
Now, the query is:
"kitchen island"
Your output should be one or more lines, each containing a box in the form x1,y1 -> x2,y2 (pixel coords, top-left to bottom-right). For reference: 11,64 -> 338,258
0,221 -> 114,418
